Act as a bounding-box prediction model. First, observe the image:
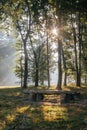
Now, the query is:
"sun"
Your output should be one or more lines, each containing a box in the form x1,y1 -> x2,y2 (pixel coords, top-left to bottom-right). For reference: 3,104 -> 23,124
52,28 -> 58,36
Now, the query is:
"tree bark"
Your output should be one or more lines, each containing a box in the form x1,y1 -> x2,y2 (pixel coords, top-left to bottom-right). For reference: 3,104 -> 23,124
23,40 -> 28,88
57,38 -> 62,90
64,72 -> 67,86
35,61 -> 39,87
84,76 -> 86,84
56,0 -> 63,90
78,10 -> 82,87
62,47 -> 67,86
47,36 -> 50,88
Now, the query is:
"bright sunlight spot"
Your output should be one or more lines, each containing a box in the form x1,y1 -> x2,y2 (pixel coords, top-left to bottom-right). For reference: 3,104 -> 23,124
52,28 -> 58,36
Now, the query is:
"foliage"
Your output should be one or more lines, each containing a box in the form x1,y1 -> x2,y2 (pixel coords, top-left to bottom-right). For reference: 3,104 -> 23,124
0,0 -> 87,88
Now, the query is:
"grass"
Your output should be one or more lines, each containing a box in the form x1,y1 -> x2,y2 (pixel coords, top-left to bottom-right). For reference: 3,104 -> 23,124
0,86 -> 87,130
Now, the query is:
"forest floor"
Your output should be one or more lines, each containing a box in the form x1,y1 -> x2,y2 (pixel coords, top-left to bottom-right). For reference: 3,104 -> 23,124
0,86 -> 87,130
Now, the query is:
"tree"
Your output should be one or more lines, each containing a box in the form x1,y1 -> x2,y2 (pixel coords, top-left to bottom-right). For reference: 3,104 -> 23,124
69,0 -> 87,87
3,0 -> 33,88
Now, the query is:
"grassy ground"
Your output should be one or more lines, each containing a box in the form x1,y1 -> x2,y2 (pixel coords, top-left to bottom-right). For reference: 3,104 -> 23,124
0,86 -> 87,130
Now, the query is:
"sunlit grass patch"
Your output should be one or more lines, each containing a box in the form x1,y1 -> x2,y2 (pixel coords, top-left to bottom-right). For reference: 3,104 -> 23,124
41,106 -> 67,121
6,114 -> 15,122
16,106 -> 29,113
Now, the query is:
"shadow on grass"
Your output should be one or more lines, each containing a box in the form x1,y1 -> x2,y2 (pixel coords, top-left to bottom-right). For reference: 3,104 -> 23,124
67,86 -> 87,99
3,104 -> 68,130
67,85 -> 87,91
3,104 -> 87,130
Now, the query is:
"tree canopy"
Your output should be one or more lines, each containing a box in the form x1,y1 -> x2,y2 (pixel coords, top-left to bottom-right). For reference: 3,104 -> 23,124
0,0 -> 87,89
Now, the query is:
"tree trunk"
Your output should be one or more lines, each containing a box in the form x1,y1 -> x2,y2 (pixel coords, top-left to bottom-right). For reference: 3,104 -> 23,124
71,9 -> 82,87
62,47 -> 67,86
84,76 -> 86,84
20,56 -> 23,87
23,40 -> 28,88
56,0 -> 63,90
78,11 -> 82,87
64,72 -> 67,86
74,29 -> 79,86
35,60 -> 39,87
47,36 -> 50,88
71,18 -> 80,87
17,22 -> 29,88
57,38 -> 62,90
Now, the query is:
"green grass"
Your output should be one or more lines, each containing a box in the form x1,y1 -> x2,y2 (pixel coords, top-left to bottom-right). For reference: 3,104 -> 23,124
0,86 -> 87,130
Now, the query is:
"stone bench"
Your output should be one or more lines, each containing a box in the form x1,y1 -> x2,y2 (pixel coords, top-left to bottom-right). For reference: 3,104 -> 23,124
24,89 -> 81,103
